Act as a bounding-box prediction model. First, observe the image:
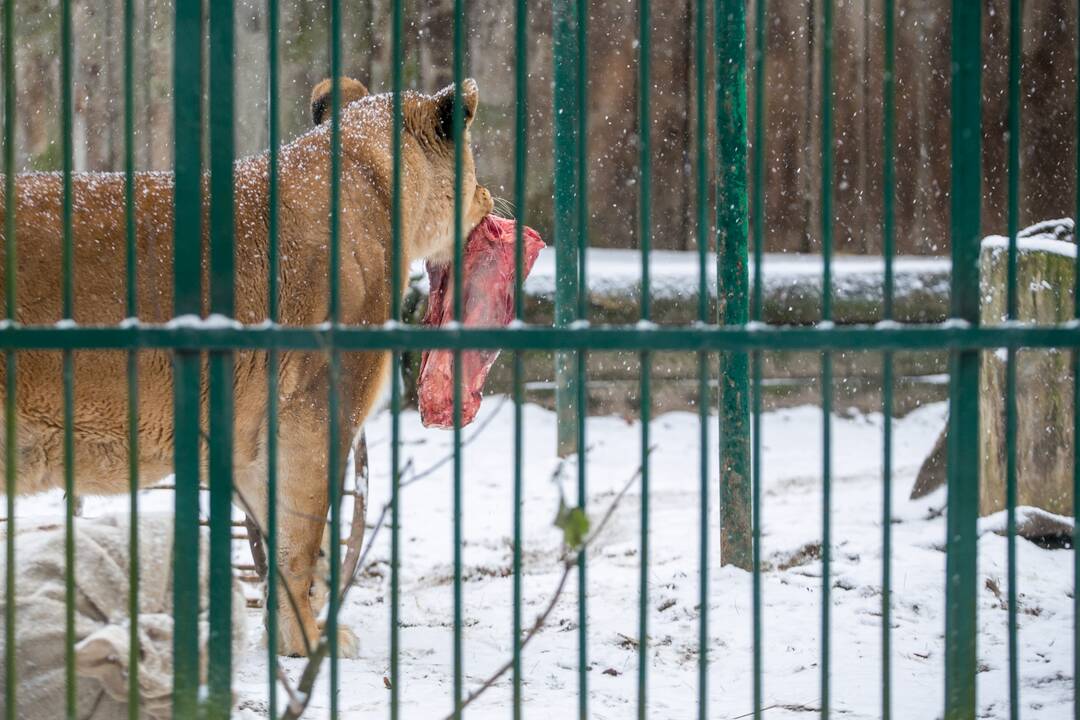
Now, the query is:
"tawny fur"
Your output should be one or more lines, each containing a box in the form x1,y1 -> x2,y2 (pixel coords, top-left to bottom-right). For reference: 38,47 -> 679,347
0,78 -> 494,657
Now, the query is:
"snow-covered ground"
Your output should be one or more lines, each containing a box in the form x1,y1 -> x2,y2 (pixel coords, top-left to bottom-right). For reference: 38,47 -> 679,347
5,399 -> 1075,719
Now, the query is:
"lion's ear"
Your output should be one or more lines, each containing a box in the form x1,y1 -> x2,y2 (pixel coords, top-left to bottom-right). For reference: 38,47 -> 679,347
310,77 -> 369,125
431,78 -> 478,140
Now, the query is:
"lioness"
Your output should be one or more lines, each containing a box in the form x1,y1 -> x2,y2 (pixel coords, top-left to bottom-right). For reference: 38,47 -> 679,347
0,78 -> 494,657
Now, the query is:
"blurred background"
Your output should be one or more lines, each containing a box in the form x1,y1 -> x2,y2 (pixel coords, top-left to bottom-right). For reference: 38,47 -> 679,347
6,0 -> 1077,254
5,0 -> 1077,418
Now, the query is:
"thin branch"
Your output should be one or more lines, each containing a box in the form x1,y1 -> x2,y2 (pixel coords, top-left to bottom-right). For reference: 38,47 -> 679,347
442,450 -> 651,719
400,395 -> 508,488
275,423 -> 649,720
339,431 -> 372,596
276,664 -> 307,716
728,704 -> 783,719
444,558 -> 575,719
277,491 -> 394,720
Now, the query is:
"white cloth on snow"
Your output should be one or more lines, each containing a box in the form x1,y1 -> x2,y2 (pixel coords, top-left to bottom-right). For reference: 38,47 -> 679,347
0,513 -> 246,719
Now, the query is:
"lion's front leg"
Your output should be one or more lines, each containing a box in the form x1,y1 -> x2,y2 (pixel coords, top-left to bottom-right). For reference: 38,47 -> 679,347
271,415 -> 359,659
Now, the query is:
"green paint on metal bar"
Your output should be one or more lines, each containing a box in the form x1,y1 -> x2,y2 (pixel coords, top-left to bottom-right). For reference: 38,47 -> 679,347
1005,2 -> 1021,718
2,352 -> 13,720
328,1 -> 344,713
122,0 -> 139,715
750,3 -> 766,712
5,323 -> 1080,353
751,349 -> 763,720
390,0 -> 404,717
63,350 -> 75,720
452,2 -> 466,715
751,0 -> 766,324
637,0 -> 652,714
207,0 -> 236,714
820,1 -> 834,716
945,1 -> 982,717
881,0 -> 896,716
1074,4 -> 1080,718
171,0 -> 204,714
694,0 -> 710,715
576,1 -> 590,717
60,0 -> 75,714
880,346 -> 894,720
265,0 -> 280,712
576,0 -> 589,327
172,349 -> 202,718
716,0 -> 751,573
552,0 -> 580,459
2,0 -> 14,714
512,1 -> 528,717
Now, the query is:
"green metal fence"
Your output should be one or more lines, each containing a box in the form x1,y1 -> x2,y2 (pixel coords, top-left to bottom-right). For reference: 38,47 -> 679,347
0,1 -> 1078,719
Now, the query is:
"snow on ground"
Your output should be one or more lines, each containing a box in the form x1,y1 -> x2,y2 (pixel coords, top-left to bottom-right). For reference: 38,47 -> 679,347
5,399 -> 1075,719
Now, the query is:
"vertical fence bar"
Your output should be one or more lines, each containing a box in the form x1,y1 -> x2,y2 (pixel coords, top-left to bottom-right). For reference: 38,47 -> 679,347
207,0 -> 236,714
327,0 -> 343,713
1005,1 -> 1021,718
1074,0 -> 1080,709
122,0 -> 140,715
945,1 -> 982,717
172,0 -> 204,714
390,0 -> 404,715
694,0 -> 710,715
552,0 -> 580,459
819,1 -> 834,717
265,0 -> 280,712
2,0 -> 14,713
575,1 -> 590,718
552,0 -> 587,712
576,0 -> 588,331
59,0 -> 76,713
637,0 -> 652,715
511,0 -> 528,716
750,0 -> 766,716
880,0 -> 896,717
716,0 -> 751,573
451,0 -> 465,715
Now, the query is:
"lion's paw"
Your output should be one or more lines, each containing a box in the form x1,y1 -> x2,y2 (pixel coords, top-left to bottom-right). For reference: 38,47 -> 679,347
337,626 -> 360,659
317,620 -> 360,659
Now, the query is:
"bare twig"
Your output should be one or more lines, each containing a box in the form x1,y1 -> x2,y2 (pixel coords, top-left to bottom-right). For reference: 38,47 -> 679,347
276,664 -> 307,716
340,432 -> 372,589
442,451 -> 651,719
245,513 -> 269,579
728,704 -> 783,719
400,395 -> 508,488
278,489 -> 394,720
273,417 -> 646,720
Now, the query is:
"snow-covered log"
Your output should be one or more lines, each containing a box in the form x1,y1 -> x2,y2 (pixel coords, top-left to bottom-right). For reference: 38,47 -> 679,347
979,220 -> 1076,516
913,219 -> 1076,515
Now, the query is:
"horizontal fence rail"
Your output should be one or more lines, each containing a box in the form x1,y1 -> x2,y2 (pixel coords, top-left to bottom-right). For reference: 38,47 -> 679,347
0,1 -> 1076,719
0,323 -> 1078,351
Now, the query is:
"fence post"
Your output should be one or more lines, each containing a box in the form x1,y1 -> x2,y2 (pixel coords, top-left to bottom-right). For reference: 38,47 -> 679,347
552,0 -> 580,458
171,0 -> 204,715
715,0 -> 751,569
207,0 -> 235,714
945,1 -> 981,717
